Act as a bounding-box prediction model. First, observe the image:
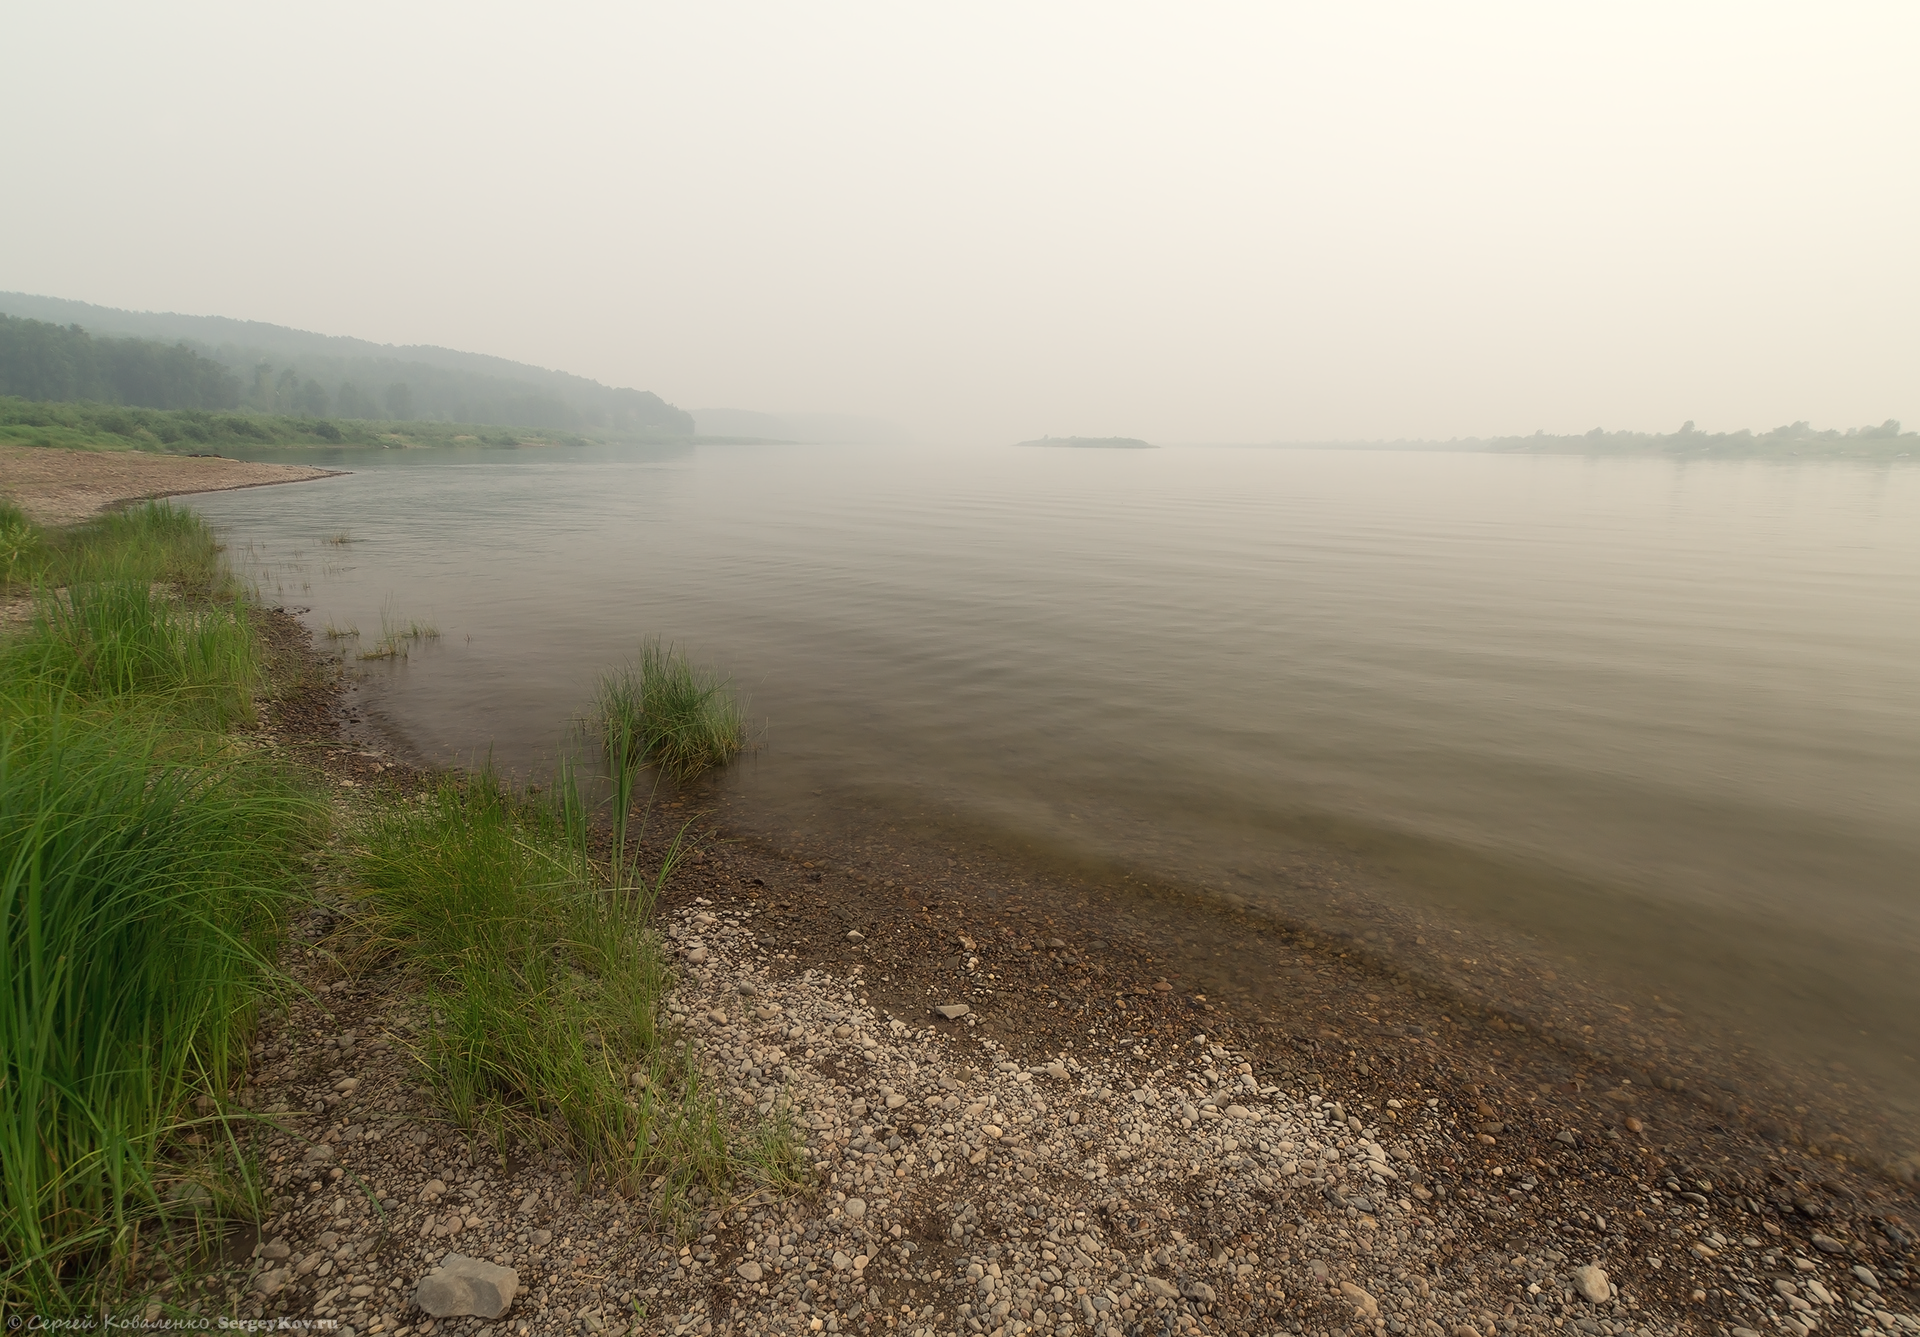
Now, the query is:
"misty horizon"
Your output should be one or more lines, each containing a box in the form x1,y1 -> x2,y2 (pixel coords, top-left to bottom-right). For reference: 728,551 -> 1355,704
4,4 -> 1915,445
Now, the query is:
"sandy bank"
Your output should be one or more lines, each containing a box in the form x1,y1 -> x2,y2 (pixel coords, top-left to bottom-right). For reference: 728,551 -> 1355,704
0,444 -> 344,525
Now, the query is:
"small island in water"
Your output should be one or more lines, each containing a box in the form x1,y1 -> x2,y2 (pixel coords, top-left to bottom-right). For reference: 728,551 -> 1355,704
1016,435 -> 1157,449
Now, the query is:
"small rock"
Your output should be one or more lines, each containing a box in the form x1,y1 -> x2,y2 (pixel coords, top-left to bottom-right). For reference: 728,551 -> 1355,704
1225,1104 -> 1253,1119
1852,1265 -> 1881,1291
1452,1328 -> 1483,1337
334,1077 -> 360,1094
844,1198 -> 866,1222
1339,1282 -> 1380,1318
1810,1233 -> 1846,1254
832,1251 -> 852,1271
687,947 -> 710,965
415,1254 -> 520,1320
737,1261 -> 763,1282
260,1238 -> 291,1261
530,1229 -> 552,1246
253,1268 -> 292,1297
847,930 -> 864,941
1141,1276 -> 1178,1299
706,1008 -> 728,1025
1181,1281 -> 1216,1303
885,1093 -> 907,1109
1572,1265 -> 1611,1303
302,1143 -> 336,1165
1347,1196 -> 1376,1215
933,1003 -> 970,1020
1555,1130 -> 1578,1145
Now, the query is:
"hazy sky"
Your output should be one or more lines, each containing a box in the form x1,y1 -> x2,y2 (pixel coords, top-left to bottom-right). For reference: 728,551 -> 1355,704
6,3 -> 1916,443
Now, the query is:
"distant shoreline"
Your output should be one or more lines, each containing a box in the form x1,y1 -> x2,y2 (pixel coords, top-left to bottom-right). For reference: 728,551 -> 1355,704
1016,435 -> 1157,450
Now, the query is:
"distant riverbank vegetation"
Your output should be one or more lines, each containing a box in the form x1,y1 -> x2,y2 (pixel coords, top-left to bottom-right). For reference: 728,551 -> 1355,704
1289,419 -> 1915,460
0,298 -> 694,435
0,396 -> 599,453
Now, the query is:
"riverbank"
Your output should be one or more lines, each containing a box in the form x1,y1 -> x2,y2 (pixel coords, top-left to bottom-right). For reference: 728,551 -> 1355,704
175,617 -> 1919,1337
0,441 -> 344,525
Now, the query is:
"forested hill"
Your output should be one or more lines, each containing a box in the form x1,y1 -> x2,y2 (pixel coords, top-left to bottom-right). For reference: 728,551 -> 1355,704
0,315 -> 242,411
0,293 -> 693,435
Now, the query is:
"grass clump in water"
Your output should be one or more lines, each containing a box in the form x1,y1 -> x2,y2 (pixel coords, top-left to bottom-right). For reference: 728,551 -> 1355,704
598,639 -> 745,786
351,772 -> 795,1218
358,600 -> 438,661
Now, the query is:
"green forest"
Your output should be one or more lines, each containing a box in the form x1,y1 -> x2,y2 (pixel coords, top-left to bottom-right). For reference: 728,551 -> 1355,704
0,315 -> 242,411
0,295 -> 694,436
0,397 -> 596,453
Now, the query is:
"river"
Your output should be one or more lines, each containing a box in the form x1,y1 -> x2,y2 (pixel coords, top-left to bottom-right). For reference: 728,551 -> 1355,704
191,442 -> 1920,1149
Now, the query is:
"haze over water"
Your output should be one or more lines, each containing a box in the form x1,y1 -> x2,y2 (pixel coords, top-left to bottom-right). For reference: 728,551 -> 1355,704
194,444 -> 1920,1136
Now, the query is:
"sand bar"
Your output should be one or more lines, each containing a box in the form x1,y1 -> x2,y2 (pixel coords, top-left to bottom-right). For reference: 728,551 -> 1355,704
0,444 -> 345,526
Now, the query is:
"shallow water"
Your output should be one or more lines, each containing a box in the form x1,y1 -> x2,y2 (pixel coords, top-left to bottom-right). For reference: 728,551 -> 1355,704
193,444 -> 1920,1132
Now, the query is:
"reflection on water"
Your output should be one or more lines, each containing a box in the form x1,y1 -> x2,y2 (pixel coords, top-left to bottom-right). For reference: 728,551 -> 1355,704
193,443 -> 1920,1141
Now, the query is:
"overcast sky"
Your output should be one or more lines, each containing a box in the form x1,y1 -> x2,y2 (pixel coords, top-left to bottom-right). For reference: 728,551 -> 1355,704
6,2 -> 1916,443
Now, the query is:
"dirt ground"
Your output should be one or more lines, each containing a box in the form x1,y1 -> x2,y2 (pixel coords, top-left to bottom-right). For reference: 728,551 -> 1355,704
0,443 -> 344,525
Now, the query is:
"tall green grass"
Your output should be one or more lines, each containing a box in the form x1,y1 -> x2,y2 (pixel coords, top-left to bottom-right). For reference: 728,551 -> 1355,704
0,497 -> 37,585
352,773 -> 773,1218
2,500 -> 225,594
0,502 -> 315,1311
5,581 -> 259,730
0,713 -> 311,1308
598,639 -> 746,786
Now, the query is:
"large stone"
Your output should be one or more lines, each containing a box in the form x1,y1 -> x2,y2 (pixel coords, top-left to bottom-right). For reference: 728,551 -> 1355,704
1571,1265 -> 1611,1303
415,1254 -> 520,1319
933,1003 -> 970,1019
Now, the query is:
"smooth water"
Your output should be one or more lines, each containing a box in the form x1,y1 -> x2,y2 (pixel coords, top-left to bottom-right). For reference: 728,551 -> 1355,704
193,444 -> 1920,1131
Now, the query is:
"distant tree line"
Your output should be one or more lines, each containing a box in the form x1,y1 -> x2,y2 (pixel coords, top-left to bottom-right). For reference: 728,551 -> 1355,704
0,295 -> 696,436
1290,419 -> 1913,459
0,315 -> 242,411
0,396 -> 597,452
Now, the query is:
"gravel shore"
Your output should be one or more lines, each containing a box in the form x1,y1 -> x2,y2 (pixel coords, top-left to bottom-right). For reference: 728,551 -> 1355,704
155,613 -> 1918,1337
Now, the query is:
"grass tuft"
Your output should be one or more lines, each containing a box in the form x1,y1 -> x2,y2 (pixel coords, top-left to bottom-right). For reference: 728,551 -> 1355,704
350,772 -> 751,1221
599,640 -> 745,785
358,601 -> 438,661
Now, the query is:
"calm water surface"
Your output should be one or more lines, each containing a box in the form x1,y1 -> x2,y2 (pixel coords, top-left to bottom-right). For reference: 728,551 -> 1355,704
192,445 -> 1920,1128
